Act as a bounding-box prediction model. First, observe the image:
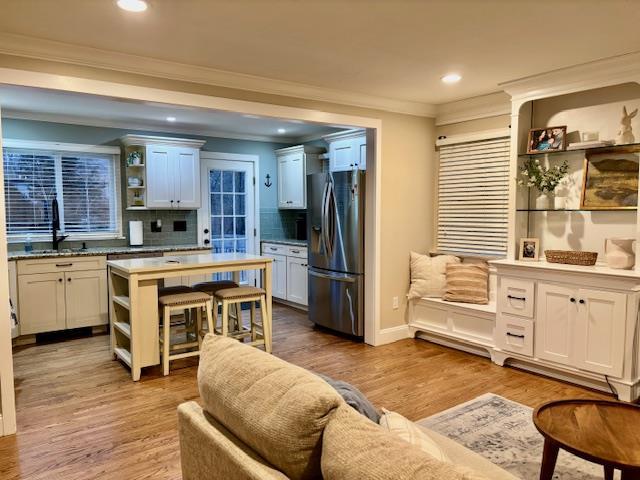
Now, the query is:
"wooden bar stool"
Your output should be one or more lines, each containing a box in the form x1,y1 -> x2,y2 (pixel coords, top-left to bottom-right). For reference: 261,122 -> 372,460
158,287 -> 214,376
213,286 -> 272,353
193,280 -> 240,333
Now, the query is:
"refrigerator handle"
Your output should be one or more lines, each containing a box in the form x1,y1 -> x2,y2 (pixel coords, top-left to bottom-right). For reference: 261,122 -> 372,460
308,269 -> 356,283
322,181 -> 333,257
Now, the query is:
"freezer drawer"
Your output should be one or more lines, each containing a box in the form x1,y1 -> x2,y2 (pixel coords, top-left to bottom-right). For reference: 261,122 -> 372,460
308,268 -> 363,337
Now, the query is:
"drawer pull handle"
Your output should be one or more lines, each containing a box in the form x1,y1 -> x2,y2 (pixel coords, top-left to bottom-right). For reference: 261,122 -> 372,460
506,332 -> 525,339
507,294 -> 526,301
56,263 -> 73,267
291,249 -> 300,253
270,247 -> 278,251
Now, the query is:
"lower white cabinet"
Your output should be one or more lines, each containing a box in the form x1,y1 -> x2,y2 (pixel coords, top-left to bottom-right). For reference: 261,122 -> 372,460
536,283 -> 626,377
286,256 -> 308,305
263,253 -> 287,299
262,243 -> 308,307
18,265 -> 108,335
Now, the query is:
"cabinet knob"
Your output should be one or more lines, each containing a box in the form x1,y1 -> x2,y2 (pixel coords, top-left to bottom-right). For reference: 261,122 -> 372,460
204,239 -> 210,245
58,278 -> 63,283
204,228 -> 209,234
570,298 -> 576,303
67,278 -> 71,282
579,299 -> 585,304
177,200 -> 180,204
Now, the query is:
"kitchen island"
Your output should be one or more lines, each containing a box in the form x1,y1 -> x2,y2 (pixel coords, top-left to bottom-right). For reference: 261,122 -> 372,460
107,253 -> 273,380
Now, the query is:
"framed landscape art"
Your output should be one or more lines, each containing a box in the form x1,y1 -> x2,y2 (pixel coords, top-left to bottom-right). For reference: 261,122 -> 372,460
580,147 -> 640,210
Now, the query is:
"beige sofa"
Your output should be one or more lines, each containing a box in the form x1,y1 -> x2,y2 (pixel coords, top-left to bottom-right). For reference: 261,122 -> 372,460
178,335 -> 516,480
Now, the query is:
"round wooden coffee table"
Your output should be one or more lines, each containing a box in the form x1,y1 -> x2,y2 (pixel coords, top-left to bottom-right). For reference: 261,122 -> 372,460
533,399 -> 640,480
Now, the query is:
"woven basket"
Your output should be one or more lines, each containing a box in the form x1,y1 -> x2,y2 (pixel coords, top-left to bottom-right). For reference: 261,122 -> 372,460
544,250 -> 598,266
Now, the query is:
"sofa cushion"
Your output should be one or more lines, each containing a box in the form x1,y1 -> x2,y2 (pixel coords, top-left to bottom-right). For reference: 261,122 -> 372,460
198,334 -> 344,480
322,404 -> 489,480
379,409 -> 449,462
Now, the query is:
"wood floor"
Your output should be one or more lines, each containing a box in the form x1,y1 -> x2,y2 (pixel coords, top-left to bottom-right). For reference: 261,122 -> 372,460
0,304 -> 610,480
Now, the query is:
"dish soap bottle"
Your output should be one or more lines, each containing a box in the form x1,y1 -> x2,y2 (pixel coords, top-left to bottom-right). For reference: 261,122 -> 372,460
24,233 -> 33,253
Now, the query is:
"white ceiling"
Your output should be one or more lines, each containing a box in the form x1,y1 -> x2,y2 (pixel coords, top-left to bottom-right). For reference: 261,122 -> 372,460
0,85 -> 344,142
0,1 -> 638,109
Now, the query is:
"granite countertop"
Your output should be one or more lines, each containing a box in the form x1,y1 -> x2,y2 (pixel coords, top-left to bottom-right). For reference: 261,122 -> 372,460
260,238 -> 308,247
8,244 -> 207,261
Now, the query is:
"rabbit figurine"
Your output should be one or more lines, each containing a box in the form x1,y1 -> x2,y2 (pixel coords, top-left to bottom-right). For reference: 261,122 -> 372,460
616,106 -> 638,145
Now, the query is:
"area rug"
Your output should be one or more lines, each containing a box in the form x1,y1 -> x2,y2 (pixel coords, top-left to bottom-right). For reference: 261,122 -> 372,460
418,393 -> 615,480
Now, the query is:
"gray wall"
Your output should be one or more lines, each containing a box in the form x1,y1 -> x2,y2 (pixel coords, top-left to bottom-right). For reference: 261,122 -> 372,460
2,118 -> 312,250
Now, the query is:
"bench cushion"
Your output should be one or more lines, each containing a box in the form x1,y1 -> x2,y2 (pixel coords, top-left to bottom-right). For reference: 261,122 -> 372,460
198,334 -> 344,480
159,290 -> 211,307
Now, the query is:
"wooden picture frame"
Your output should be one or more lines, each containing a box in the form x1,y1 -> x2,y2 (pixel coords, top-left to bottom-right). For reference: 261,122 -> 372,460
519,238 -> 539,261
527,126 -> 567,154
580,147 -> 640,210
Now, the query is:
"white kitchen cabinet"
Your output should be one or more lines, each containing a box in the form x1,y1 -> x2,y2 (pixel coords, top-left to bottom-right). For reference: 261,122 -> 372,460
275,145 -> 322,209
16,256 -> 108,335
262,253 -> 287,299
535,282 -> 575,366
535,282 -> 626,377
573,288 -> 626,376
146,145 -> 174,208
323,130 -> 367,172
121,135 -> 205,210
286,256 -> 308,306
65,270 -> 108,329
261,243 -> 307,307
8,261 -> 18,338
18,272 -> 67,335
147,145 -> 201,209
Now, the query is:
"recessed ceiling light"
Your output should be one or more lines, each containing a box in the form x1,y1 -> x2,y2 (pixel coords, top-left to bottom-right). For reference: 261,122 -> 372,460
277,128 -> 286,134
166,116 -> 176,122
441,73 -> 462,84
117,0 -> 148,12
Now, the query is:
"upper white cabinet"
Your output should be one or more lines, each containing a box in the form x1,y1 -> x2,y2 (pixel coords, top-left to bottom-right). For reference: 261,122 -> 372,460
323,129 -> 367,172
121,135 -> 205,210
275,145 -> 322,209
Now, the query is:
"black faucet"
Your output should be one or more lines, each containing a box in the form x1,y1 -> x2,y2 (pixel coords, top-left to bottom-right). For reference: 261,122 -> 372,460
51,198 -> 68,251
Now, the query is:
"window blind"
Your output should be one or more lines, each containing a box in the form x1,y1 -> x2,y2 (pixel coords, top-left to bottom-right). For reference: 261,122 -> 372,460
61,154 -> 117,233
3,147 -> 119,238
437,137 -> 510,257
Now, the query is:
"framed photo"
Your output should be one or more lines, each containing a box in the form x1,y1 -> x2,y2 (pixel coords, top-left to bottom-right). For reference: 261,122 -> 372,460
519,238 -> 539,261
580,147 -> 639,210
527,126 -> 567,154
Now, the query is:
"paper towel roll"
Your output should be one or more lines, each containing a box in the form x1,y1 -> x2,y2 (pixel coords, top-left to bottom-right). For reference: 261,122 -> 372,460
129,220 -> 143,246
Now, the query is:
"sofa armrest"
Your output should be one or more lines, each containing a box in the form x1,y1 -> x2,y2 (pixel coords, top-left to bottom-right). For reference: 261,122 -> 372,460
178,401 -> 289,480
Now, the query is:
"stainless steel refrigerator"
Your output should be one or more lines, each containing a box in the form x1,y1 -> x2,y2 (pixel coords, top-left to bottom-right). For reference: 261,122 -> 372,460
307,170 -> 365,338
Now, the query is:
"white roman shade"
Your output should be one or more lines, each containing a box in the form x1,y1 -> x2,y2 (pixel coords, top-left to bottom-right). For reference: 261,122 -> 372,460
437,137 -> 510,257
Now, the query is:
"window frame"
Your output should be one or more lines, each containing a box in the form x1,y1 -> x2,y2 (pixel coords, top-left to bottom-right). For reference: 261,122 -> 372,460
3,139 -> 123,243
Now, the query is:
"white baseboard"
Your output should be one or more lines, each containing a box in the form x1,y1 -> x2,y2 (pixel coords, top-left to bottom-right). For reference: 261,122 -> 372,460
375,324 -> 411,345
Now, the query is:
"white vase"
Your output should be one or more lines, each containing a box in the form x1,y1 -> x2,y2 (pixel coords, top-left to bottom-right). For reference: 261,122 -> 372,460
536,191 -> 555,210
604,238 -> 636,269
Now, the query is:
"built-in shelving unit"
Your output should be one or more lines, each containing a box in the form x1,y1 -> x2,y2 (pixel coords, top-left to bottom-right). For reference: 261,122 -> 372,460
520,141 -> 640,158
123,146 -> 146,209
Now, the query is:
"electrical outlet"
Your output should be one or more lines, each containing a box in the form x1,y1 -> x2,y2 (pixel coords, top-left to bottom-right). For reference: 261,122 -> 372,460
392,296 -> 399,310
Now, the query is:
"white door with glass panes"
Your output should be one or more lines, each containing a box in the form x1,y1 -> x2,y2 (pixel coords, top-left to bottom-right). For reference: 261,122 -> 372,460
199,155 -> 257,285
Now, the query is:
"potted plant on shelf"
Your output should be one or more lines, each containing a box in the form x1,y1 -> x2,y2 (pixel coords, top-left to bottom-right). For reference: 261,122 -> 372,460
518,158 -> 569,209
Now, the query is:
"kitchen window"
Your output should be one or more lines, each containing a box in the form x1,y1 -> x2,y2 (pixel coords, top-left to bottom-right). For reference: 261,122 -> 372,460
2,140 -> 122,241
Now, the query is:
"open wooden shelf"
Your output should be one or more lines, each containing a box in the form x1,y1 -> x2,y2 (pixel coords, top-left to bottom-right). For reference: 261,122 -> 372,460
113,321 -> 131,338
114,347 -> 132,367
112,295 -> 131,310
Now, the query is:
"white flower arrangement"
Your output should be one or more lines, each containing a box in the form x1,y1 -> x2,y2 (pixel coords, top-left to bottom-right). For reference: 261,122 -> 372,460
517,158 -> 569,193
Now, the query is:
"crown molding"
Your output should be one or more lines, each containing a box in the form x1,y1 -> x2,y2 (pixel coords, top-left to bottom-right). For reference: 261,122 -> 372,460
2,110 -> 300,144
434,91 -> 511,126
0,33 -> 436,118
500,51 -> 640,104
